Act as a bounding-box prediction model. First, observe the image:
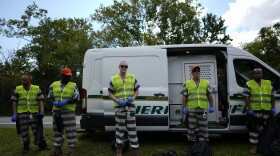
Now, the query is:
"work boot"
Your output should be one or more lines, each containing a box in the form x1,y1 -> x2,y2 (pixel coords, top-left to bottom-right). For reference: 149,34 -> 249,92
22,146 -> 30,154
116,148 -> 122,156
249,145 -> 257,155
49,147 -> 63,156
69,147 -> 77,156
132,148 -> 140,156
39,140 -> 50,150
188,140 -> 195,149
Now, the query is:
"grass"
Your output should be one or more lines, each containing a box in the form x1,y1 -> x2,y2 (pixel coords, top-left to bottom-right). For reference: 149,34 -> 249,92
0,128 -> 261,156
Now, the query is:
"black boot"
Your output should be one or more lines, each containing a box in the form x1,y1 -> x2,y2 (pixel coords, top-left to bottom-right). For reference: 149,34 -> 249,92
38,140 -> 50,150
188,140 -> 195,148
22,145 -> 30,154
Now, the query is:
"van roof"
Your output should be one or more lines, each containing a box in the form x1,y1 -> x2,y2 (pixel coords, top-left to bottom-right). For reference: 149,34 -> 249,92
88,44 -> 252,56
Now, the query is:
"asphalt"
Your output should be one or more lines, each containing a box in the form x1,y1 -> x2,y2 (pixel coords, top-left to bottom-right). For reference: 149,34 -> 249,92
0,115 -> 83,130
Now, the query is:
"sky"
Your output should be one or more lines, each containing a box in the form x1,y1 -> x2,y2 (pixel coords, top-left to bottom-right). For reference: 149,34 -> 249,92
0,0 -> 280,52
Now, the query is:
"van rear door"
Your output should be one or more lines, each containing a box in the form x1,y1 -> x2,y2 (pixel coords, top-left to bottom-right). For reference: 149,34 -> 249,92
102,47 -> 169,131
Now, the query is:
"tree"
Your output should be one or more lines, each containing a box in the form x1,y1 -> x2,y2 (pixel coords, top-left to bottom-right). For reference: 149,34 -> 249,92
91,0 -> 232,47
0,3 -> 94,114
242,22 -> 280,71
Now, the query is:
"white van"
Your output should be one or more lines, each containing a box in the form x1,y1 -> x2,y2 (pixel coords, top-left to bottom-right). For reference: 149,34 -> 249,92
80,44 -> 280,133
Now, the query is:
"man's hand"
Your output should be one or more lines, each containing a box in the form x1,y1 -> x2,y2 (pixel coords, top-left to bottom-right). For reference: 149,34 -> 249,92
117,100 -> 127,107
271,108 -> 276,115
209,106 -> 214,113
182,108 -> 188,115
58,100 -> 68,107
127,97 -> 134,103
52,101 -> 60,107
247,109 -> 254,116
11,114 -> 17,122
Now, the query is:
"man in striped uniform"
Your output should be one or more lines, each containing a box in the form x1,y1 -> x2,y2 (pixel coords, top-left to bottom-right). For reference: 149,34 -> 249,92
11,73 -> 49,154
181,66 -> 214,147
243,68 -> 275,154
48,68 -> 80,156
108,61 -> 140,156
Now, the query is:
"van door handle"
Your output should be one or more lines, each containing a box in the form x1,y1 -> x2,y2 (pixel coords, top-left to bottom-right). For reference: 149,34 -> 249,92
100,90 -> 103,94
154,93 -> 165,97
233,93 -> 243,98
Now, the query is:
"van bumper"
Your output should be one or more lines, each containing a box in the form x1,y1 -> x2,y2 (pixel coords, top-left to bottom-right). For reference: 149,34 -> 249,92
80,113 -> 105,130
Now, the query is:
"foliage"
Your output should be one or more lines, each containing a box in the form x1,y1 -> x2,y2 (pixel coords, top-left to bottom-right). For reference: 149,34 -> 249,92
0,2 -> 94,114
91,0 -> 232,47
242,22 -> 280,71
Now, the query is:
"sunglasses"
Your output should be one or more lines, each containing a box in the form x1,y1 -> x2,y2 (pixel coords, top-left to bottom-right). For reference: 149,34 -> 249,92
120,65 -> 128,68
193,69 -> 200,72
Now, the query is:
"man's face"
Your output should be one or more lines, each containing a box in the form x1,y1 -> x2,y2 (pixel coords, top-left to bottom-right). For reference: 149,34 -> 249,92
253,69 -> 262,81
61,75 -> 71,84
119,62 -> 128,73
21,75 -> 31,87
192,68 -> 201,78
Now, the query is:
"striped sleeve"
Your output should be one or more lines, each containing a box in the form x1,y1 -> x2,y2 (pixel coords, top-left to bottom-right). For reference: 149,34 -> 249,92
11,89 -> 19,101
37,88 -> 44,101
243,84 -> 250,96
134,79 -> 140,91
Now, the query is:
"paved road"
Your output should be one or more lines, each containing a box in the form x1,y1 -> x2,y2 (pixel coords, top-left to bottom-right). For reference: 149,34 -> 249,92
0,115 -> 82,129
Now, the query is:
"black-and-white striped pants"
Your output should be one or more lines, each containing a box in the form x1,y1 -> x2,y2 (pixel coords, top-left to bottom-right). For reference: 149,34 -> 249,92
187,108 -> 209,142
18,113 -> 46,146
115,110 -> 139,148
249,110 -> 270,145
52,110 -> 78,148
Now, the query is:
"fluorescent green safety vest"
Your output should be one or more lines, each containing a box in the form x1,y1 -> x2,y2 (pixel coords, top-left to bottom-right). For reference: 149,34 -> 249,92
111,74 -> 135,106
186,79 -> 209,109
16,85 -> 40,113
52,81 -> 76,111
247,79 -> 272,110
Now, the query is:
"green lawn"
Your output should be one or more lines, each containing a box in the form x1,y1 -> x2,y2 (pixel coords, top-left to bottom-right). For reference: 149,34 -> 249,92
0,128 -> 261,156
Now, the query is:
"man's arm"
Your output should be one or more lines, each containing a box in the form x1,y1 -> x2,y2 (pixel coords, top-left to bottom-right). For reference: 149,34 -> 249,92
182,95 -> 187,107
68,85 -> 80,103
39,101 -> 44,113
244,96 -> 251,109
109,91 -> 118,103
12,101 -> 17,114
271,94 -> 275,109
47,84 -> 55,103
132,89 -> 139,100
207,92 -> 213,107
243,84 -> 251,109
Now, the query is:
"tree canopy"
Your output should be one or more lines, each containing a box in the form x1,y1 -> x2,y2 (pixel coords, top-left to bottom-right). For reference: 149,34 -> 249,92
242,22 -> 280,71
91,0 -> 232,47
0,3 -> 94,114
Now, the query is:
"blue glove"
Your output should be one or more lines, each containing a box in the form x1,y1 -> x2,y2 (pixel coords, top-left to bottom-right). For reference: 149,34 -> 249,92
52,101 -> 59,107
183,108 -> 188,115
247,109 -> 254,116
11,114 -> 17,122
127,97 -> 134,103
39,112 -> 45,118
271,108 -> 276,115
58,100 -> 68,107
117,100 -> 126,107
209,106 -> 214,113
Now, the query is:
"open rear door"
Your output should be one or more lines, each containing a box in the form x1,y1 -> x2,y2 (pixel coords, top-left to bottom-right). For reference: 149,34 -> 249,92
181,55 -> 218,123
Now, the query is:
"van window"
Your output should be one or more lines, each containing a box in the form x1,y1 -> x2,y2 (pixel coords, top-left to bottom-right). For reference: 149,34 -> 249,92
233,59 -> 280,92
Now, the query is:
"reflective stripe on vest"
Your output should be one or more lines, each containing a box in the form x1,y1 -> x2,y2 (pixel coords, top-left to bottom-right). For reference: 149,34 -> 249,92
247,79 -> 272,110
16,85 -> 39,113
112,74 -> 135,106
52,81 -> 76,111
186,79 -> 209,109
